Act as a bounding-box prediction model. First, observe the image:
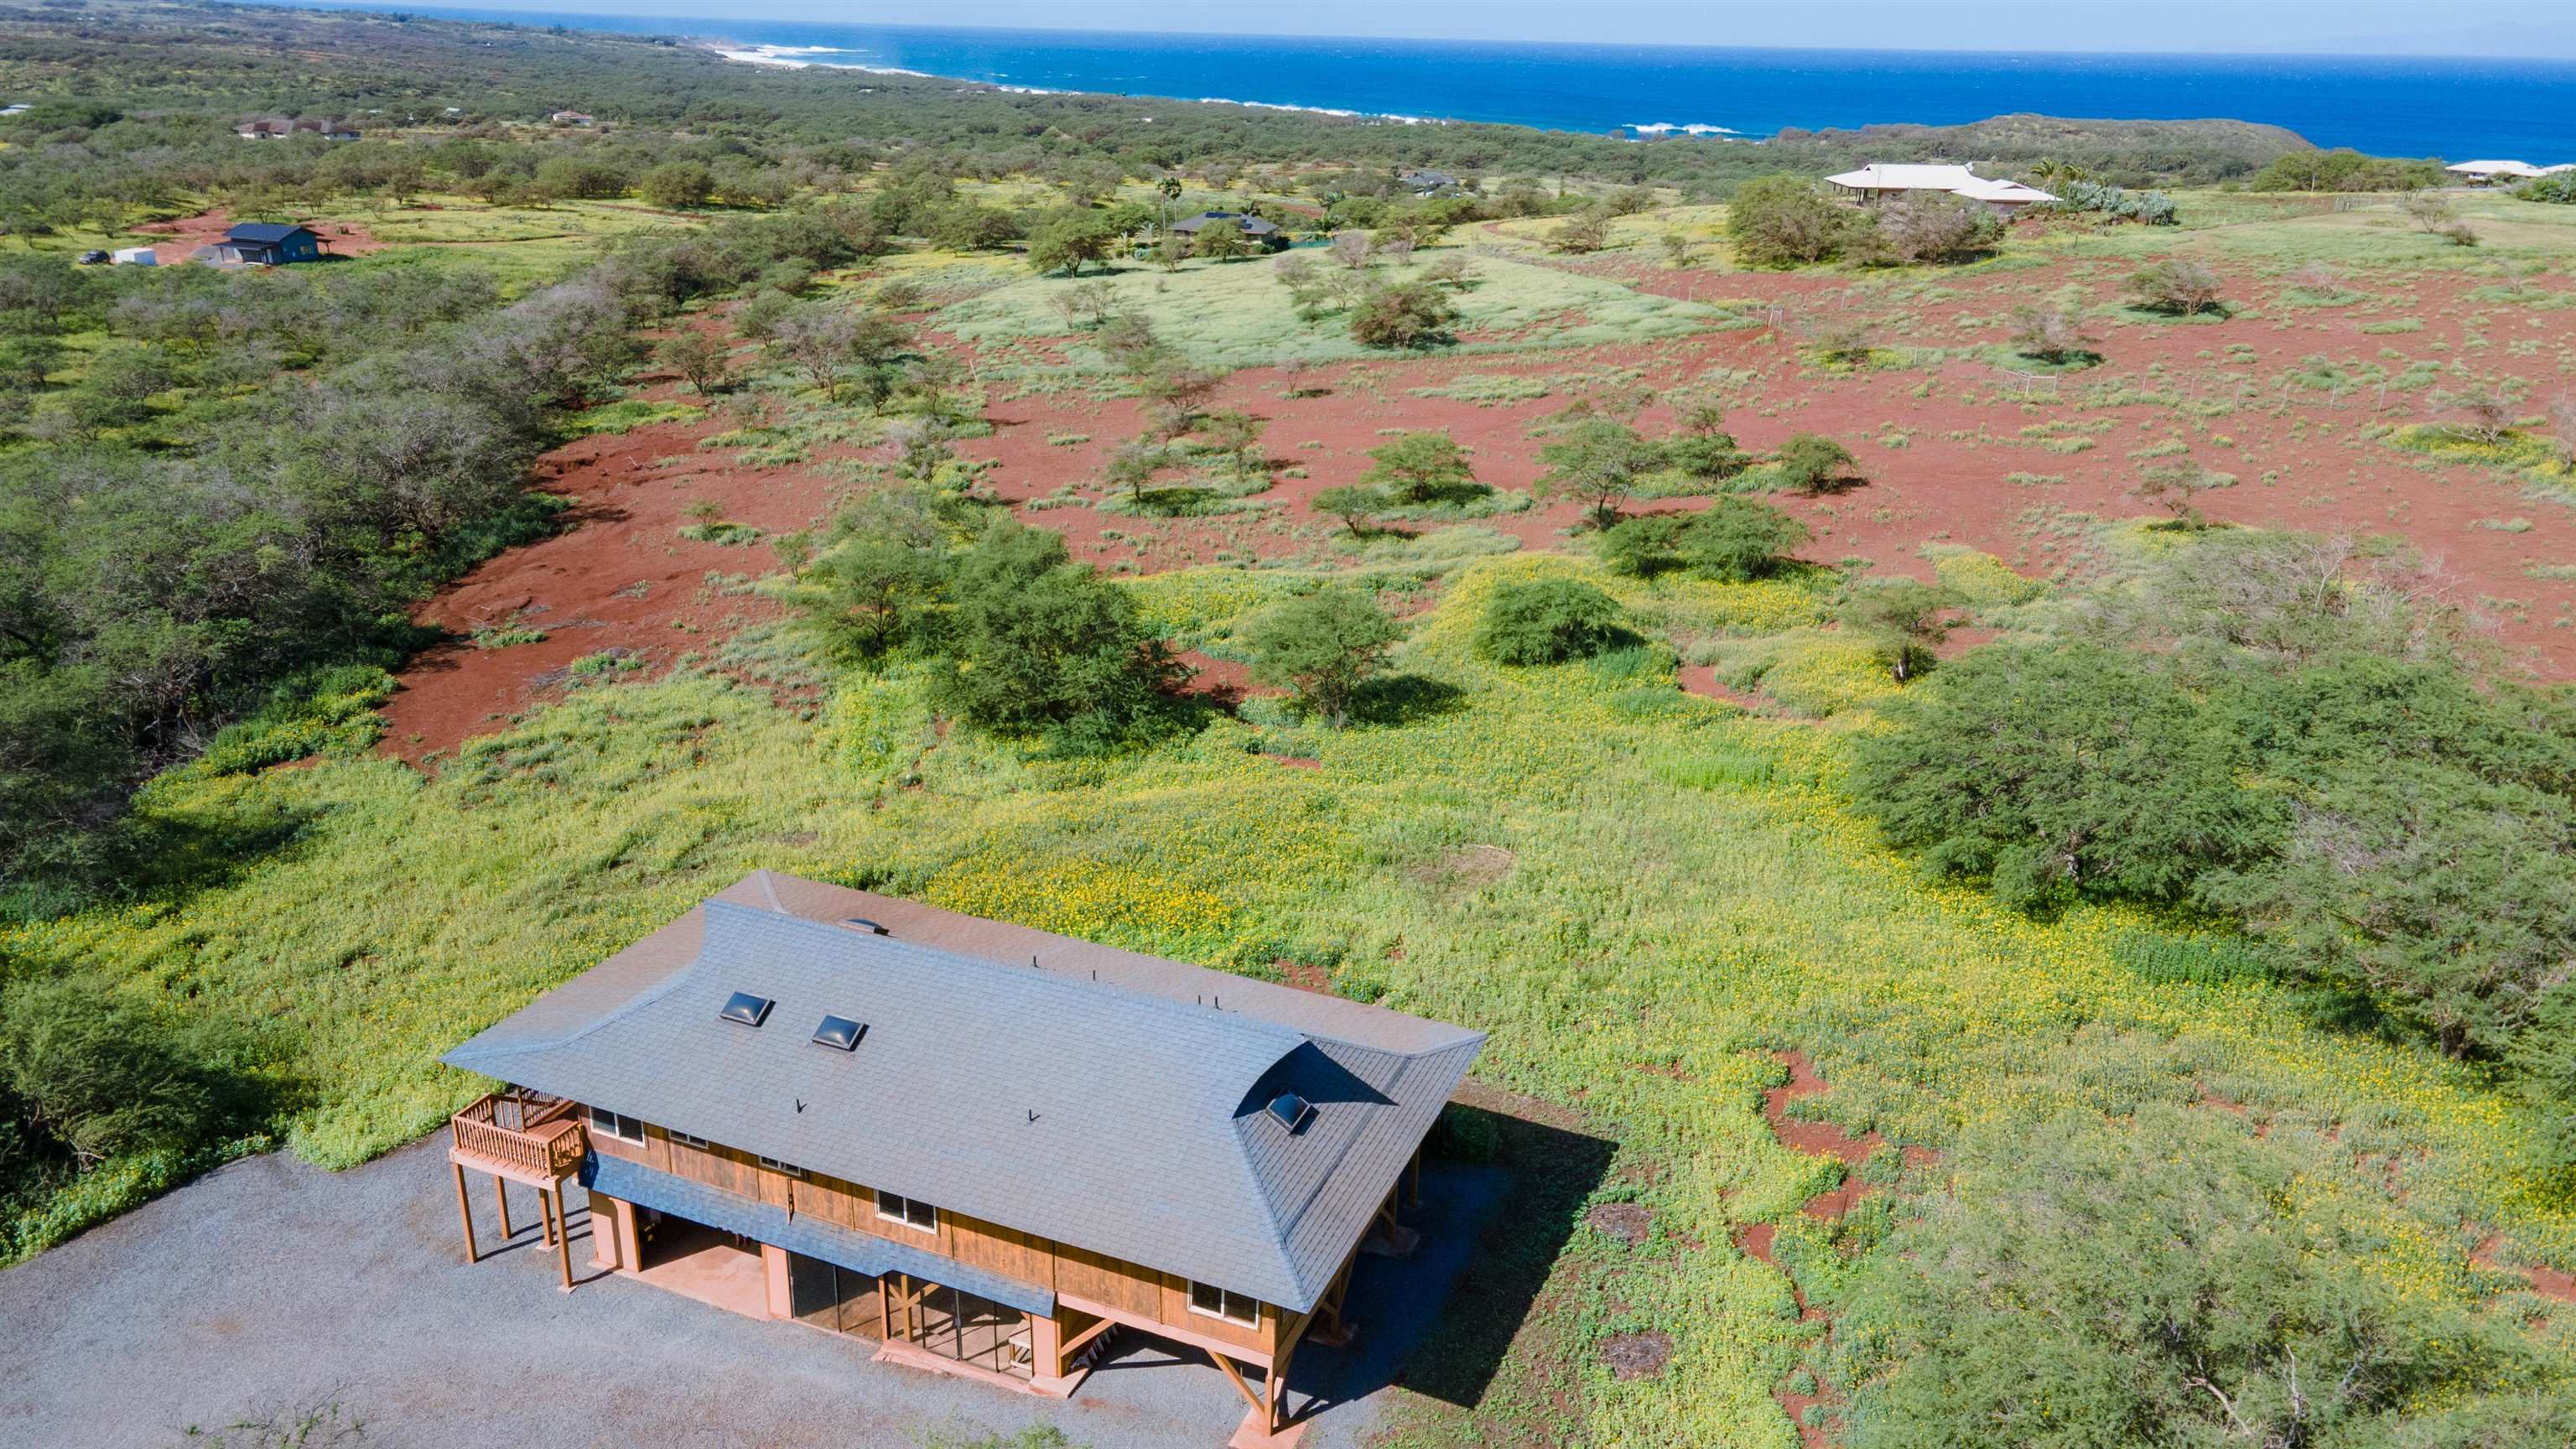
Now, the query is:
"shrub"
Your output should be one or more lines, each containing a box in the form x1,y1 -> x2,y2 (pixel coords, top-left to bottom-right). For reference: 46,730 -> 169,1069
1348,280 -> 1457,350
1845,1105 -> 2553,1449
1664,431 -> 1749,480
1311,483 -> 1391,535
1535,416 -> 1665,524
1358,430 -> 1481,503
2126,258 -> 2225,316
929,517 -> 1188,749
1872,192 -> 1999,264
2007,304 -> 2096,364
0,976 -> 270,1171
1849,641 -> 2278,911
2044,179 -> 2178,225
1774,434 -> 1864,496
1243,587 -> 1404,727
1726,174 -> 1867,267
1474,577 -> 1626,664
637,161 -> 714,210
1679,496 -> 1812,581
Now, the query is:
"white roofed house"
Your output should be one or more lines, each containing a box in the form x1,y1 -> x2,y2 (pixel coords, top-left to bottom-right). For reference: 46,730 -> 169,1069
2446,159 -> 2550,183
1825,162 -> 2058,217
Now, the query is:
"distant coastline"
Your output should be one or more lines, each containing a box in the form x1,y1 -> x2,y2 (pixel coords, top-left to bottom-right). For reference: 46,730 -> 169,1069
275,3 -> 2576,156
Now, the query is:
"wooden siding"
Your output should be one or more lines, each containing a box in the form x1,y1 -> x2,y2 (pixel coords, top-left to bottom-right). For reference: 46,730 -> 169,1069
584,1104 -> 1275,1348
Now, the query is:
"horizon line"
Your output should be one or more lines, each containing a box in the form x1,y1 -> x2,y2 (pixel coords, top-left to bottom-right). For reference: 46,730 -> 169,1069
269,2 -> 2576,65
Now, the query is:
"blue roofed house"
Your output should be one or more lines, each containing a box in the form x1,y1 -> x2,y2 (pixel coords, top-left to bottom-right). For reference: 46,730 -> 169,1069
439,870 -> 1484,1442
202,222 -> 327,266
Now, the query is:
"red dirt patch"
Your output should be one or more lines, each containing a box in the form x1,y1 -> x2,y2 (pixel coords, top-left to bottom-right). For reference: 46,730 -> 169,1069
377,406 -> 832,761
129,207 -> 382,262
2473,1233 -> 2576,1306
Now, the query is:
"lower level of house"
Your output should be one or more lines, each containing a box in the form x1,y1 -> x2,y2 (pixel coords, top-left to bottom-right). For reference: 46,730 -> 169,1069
445,1092 -> 1400,1447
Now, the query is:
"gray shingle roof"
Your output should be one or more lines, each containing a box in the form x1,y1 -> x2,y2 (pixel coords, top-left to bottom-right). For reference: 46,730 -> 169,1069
226,223 -> 313,245
1169,210 -> 1280,236
444,872 -> 1483,1313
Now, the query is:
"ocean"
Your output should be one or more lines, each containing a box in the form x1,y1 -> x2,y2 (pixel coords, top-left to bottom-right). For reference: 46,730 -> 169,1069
287,4 -> 2576,161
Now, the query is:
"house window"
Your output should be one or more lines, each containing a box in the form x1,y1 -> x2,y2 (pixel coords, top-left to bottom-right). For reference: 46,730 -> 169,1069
588,1107 -> 645,1143
758,1156 -> 805,1179
669,1130 -> 709,1150
1188,1281 -> 1259,1327
875,1192 -> 937,1232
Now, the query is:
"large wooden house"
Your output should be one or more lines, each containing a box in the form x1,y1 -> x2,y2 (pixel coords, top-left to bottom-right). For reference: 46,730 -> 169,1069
440,870 -> 1483,1443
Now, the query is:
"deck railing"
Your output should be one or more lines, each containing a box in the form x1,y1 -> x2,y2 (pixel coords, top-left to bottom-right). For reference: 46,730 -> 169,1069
450,1090 -> 586,1180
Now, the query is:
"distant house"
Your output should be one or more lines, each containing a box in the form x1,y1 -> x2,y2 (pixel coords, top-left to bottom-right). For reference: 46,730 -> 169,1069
0,104 -> 30,117
109,247 -> 158,267
2446,159 -> 2552,184
201,223 -> 327,267
235,117 -> 357,142
1166,210 -> 1291,251
1398,168 -> 1461,197
550,110 -> 596,127
437,870 -> 1483,1442
1824,163 -> 2057,217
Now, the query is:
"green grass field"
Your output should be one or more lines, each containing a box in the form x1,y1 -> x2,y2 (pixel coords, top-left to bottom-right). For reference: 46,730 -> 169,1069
8,551 -> 2563,1446
938,247 -> 1732,375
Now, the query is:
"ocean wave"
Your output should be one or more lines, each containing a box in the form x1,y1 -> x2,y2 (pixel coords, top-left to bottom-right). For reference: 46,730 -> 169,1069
1628,122 -> 1740,136
704,43 -> 927,75
1195,96 -> 1433,125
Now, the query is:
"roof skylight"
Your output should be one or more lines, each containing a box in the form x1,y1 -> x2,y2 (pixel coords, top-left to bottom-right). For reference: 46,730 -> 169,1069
813,1015 -> 865,1052
719,991 -> 773,1027
1265,1093 -> 1316,1134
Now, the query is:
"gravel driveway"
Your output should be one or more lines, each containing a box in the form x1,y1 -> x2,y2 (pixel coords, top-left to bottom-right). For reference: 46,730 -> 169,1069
2,1136 -> 1498,1448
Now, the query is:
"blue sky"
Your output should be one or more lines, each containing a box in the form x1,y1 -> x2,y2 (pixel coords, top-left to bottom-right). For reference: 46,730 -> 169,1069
392,0 -> 2576,56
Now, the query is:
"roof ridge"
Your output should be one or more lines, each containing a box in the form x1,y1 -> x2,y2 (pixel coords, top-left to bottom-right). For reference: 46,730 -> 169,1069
715,899 -> 1313,1048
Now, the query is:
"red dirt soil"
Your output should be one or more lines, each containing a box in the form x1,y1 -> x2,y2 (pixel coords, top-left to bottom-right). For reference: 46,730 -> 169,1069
130,207 -> 382,262
375,247 -> 2576,766
2471,1233 -> 2576,1306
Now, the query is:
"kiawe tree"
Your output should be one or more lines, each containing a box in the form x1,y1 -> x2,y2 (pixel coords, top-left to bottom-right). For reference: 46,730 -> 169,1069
1358,429 -> 1479,504
1535,416 -> 1664,526
1244,586 -> 1404,728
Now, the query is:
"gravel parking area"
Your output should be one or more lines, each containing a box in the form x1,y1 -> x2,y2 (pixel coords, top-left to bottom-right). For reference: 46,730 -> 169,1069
2,1137 -> 1499,1447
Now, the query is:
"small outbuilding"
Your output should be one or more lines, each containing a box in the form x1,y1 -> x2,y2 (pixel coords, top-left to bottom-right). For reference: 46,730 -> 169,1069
551,110 -> 596,127
204,223 -> 327,266
109,247 -> 158,267
1824,162 -> 2057,216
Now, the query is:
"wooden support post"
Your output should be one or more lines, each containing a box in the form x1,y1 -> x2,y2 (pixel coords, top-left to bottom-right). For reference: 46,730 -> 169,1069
495,1177 -> 513,1240
451,1161 -> 478,1265
1407,1148 -> 1422,1209
1062,1312 -> 1117,1360
550,1181 -> 574,1292
1211,1350 -> 1265,1416
538,1187 -> 557,1248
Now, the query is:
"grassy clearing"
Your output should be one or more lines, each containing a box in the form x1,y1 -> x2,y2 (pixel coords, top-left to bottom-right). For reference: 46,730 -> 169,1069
936,249 -> 1729,375
5,551 -> 2564,1445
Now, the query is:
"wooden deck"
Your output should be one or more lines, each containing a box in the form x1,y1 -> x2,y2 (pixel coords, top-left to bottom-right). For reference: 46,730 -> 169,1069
448,1089 -> 587,1290
449,1089 -> 584,1187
